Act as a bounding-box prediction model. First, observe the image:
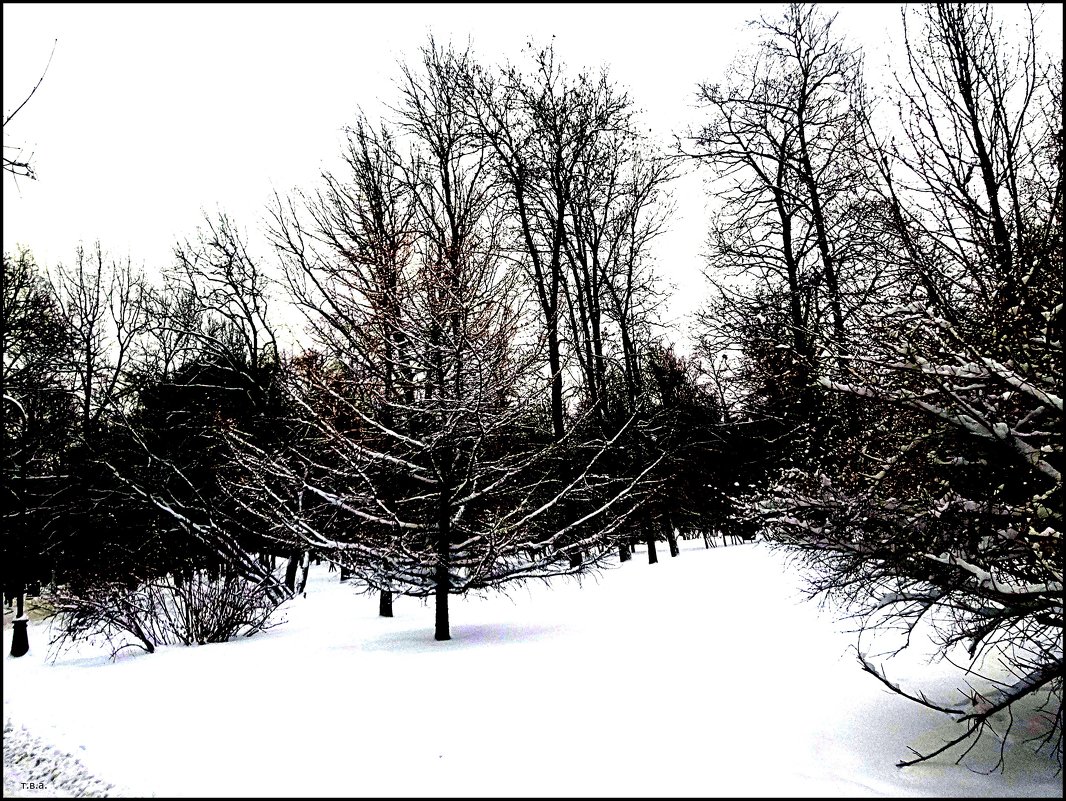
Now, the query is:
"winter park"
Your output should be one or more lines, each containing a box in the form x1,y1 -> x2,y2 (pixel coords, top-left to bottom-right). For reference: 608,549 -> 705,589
2,2 -> 1063,797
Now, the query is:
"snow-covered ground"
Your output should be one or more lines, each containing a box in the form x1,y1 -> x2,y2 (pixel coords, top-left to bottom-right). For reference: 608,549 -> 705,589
3,539 -> 1061,797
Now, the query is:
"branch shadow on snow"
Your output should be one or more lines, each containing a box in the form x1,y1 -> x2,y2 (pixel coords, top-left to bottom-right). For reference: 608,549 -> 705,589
337,621 -> 567,654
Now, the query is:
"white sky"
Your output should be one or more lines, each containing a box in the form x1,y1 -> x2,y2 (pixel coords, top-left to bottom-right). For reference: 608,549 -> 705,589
4,3 -> 1060,348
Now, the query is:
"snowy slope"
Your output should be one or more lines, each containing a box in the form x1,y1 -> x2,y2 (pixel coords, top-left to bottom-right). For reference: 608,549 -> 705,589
3,539 -> 1061,797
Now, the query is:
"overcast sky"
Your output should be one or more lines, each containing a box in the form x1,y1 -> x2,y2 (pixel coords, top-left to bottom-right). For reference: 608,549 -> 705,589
3,3 -> 1060,347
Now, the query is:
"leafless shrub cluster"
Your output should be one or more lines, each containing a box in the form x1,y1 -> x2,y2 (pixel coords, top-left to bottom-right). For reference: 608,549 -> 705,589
46,569 -> 285,659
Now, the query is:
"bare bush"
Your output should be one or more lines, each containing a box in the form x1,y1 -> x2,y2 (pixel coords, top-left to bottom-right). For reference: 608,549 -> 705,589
45,569 -> 285,659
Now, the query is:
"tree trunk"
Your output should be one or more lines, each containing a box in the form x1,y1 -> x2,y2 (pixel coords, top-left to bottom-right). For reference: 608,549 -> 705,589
619,542 -> 631,562
340,564 -> 350,582
11,580 -> 29,657
548,325 -> 565,441
284,554 -> 299,593
296,552 -> 310,594
646,532 -> 658,564
434,567 -> 450,641
435,483 -> 451,642
10,618 -> 29,658
667,527 -> 680,558
379,589 -> 393,618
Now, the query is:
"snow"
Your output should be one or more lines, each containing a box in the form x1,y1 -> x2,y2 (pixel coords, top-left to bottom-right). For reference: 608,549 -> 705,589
3,540 -> 1061,797
3,719 -> 135,798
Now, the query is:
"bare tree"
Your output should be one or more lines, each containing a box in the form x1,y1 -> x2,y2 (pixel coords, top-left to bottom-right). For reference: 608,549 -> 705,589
564,129 -> 674,420
749,3 -> 1062,769
689,3 -> 889,441
51,243 -> 149,445
271,109 -> 418,613
134,278 -> 202,384
171,213 -> 279,389
464,43 -> 635,440
228,341 -> 656,641
258,40 -> 657,641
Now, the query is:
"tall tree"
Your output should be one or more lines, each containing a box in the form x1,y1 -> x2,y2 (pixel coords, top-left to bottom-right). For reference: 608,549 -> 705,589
51,242 -> 148,446
564,131 -> 674,421
690,3 -> 888,448
260,41 -> 655,640
749,3 -> 1062,768
465,43 -> 634,440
